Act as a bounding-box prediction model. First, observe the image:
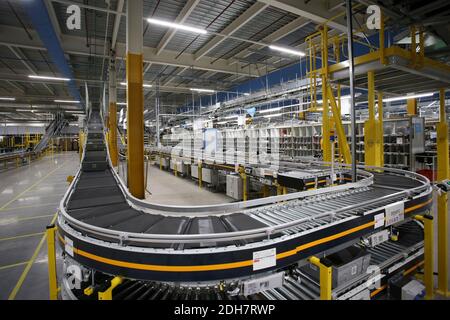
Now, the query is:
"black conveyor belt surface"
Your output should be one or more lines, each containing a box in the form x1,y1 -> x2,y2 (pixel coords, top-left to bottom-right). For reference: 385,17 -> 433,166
66,111 -> 269,249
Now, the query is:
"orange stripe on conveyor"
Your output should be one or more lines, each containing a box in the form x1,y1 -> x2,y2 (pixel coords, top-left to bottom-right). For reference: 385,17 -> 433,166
404,198 -> 432,213
57,199 -> 429,273
58,221 -> 375,273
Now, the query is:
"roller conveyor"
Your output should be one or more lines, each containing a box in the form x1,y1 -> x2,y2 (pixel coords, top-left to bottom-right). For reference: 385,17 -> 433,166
57,110 -> 433,299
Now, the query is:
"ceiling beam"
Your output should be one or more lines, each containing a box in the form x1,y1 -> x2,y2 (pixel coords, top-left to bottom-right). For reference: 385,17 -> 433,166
257,0 -> 360,36
3,80 -> 25,94
194,2 -> 269,61
156,0 -> 200,55
0,26 -> 261,77
7,45 -> 55,96
228,16 -> 310,66
111,0 -> 124,50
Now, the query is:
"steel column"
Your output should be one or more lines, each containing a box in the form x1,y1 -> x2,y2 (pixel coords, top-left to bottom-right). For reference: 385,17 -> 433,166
109,58 -> 118,167
346,0 -> 357,181
126,0 -> 145,199
437,88 -> 449,297
321,25 -> 331,163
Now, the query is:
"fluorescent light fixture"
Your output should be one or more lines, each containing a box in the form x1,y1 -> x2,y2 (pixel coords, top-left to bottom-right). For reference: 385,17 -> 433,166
269,45 -> 305,57
120,82 -> 152,88
117,102 -> 127,106
259,107 -> 283,114
263,113 -> 283,118
65,110 -> 84,113
16,109 -> 35,112
384,92 -> 434,102
355,92 -> 433,105
54,99 -> 80,103
223,115 -> 238,119
0,97 -> 15,101
29,75 -> 70,81
190,88 -> 215,93
147,18 -> 207,34
243,93 -> 250,96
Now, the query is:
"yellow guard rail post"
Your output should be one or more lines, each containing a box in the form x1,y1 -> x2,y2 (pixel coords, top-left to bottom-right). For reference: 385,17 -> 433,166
46,224 -> 58,300
436,88 -> 449,297
309,256 -> 332,300
414,214 -> 434,300
238,166 -> 248,201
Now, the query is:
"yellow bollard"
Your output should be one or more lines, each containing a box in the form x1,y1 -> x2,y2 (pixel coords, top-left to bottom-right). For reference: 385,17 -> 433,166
262,184 -> 269,197
239,168 -> 248,201
414,214 -> 434,299
309,256 -> 332,300
46,224 -> 58,300
198,161 -> 202,188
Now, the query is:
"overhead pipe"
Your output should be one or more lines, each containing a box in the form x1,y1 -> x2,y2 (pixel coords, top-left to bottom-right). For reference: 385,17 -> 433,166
21,0 -> 82,105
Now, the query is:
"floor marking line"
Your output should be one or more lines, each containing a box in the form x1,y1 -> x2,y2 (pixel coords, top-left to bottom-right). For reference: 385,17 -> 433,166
0,232 -> 45,242
0,261 -> 29,271
0,203 -> 58,212
0,160 -> 66,210
8,212 -> 58,300
0,214 -> 54,224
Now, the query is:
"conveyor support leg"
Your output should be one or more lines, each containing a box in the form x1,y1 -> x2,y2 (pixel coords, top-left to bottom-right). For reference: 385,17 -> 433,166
414,214 -> 434,300
309,256 -> 332,300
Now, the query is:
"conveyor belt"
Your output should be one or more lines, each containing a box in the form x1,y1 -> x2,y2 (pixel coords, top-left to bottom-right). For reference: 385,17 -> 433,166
57,111 -> 432,284
61,221 -> 425,300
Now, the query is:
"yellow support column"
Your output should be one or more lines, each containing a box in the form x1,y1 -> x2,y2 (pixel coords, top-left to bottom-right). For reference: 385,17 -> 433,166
377,92 -> 384,167
327,85 -> 352,164
174,161 -> 178,177
437,88 -> 449,297
364,71 -> 377,166
414,214 -> 434,300
109,58 -> 118,167
126,0 -> 145,199
407,98 -> 417,115
309,256 -> 332,300
46,224 -> 58,300
321,25 -> 331,162
241,171 -> 247,201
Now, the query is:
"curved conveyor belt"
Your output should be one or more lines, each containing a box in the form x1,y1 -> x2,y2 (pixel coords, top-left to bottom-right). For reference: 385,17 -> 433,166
57,111 -> 433,282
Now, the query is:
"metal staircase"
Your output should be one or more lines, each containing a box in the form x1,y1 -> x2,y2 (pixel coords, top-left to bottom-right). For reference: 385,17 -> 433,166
33,112 -> 68,153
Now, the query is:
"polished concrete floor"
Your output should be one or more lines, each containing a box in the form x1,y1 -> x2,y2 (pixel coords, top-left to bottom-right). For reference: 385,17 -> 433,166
145,165 -> 233,205
0,152 -> 79,300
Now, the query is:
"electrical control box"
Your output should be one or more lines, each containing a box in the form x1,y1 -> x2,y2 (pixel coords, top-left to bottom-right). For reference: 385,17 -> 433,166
226,174 -> 243,200
402,280 -> 425,300
202,168 -> 218,185
191,165 -> 198,179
